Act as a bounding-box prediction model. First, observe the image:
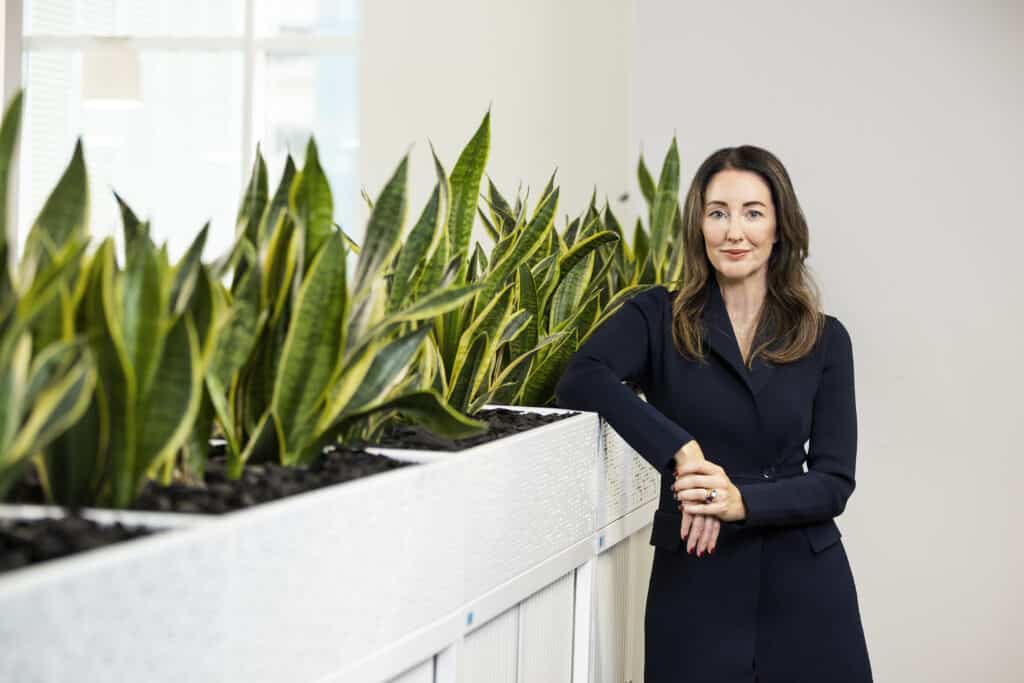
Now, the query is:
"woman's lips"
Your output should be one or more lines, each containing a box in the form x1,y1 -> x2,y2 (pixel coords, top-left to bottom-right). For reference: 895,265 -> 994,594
724,250 -> 748,259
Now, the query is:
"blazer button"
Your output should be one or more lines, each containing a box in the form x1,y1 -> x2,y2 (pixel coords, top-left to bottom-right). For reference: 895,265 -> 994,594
761,465 -> 776,479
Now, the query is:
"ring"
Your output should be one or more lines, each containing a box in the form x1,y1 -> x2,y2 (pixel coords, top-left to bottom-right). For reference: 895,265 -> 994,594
705,488 -> 717,503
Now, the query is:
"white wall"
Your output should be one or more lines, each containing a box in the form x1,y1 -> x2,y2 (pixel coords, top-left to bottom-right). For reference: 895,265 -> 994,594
359,0 -> 635,243
633,1 -> 1024,681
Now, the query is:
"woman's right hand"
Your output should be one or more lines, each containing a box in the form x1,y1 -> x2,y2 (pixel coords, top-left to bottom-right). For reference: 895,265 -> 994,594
673,440 -> 720,556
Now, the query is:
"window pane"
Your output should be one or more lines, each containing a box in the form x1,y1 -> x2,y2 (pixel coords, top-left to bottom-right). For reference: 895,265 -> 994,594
19,50 -> 244,261
253,53 -> 358,237
254,0 -> 359,37
25,0 -> 245,36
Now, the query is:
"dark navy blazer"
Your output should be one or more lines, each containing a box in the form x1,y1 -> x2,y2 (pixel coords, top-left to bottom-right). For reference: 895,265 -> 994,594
555,277 -> 872,683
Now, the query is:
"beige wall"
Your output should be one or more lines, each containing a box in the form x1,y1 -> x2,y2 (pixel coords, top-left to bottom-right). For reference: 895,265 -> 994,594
633,1 -> 1024,680
359,0 -> 634,243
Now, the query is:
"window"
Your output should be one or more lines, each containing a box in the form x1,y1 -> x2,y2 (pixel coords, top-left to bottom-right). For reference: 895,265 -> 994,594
10,0 -> 359,261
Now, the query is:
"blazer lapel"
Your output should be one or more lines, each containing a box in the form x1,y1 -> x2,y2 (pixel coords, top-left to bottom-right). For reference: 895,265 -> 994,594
701,276 -> 777,398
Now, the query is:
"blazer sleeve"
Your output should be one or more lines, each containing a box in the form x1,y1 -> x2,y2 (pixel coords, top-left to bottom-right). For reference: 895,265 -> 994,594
554,289 -> 695,474
735,317 -> 858,527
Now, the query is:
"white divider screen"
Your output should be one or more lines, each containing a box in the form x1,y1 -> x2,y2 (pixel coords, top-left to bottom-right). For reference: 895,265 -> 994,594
518,572 -> 576,681
461,605 -> 519,683
387,659 -> 434,683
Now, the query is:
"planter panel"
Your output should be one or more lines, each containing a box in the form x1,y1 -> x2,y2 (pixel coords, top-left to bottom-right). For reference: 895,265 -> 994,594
460,605 -> 519,683
388,659 -> 434,683
602,421 -> 661,517
593,540 -> 631,683
517,571 -> 575,682
369,410 -> 599,603
625,527 -> 655,683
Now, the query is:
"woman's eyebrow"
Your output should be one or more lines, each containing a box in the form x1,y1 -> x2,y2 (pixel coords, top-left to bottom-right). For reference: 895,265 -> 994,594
706,200 -> 768,208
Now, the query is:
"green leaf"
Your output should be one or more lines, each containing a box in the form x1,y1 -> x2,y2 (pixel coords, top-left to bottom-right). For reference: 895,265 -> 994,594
388,183 -> 442,313
478,207 -> 499,244
0,334 -> 32,461
258,155 -> 297,246
549,253 -> 593,331
473,187 -> 559,318
354,155 -> 408,294
136,314 -> 202,484
448,111 -> 491,267
122,240 -> 166,402
113,191 -> 151,264
512,264 -> 539,360
372,283 -> 484,332
171,223 -> 209,314
649,137 -> 680,273
271,231 -> 347,463
637,153 -> 657,208
237,146 -> 269,246
450,285 -> 511,384
234,411 -> 282,477
486,177 -> 516,235
517,329 -> 578,407
495,309 -> 531,347
3,355 -> 95,498
321,337 -> 380,428
291,138 -> 335,269
582,284 -> 659,344
557,230 -> 619,280
0,90 -> 24,284
261,212 -> 297,323
343,324 -> 432,414
25,138 -> 89,264
632,218 -> 651,282
339,389 -> 486,439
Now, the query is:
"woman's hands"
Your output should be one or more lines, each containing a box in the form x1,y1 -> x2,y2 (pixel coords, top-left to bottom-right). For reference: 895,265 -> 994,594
671,442 -> 749,556
672,458 -> 747,523
672,441 -> 721,557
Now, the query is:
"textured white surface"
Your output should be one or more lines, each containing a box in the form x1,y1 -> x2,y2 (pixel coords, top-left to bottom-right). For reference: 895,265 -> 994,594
602,422 -> 661,517
0,413 -> 657,683
365,411 -> 600,601
0,458 -> 468,682
518,572 -> 575,682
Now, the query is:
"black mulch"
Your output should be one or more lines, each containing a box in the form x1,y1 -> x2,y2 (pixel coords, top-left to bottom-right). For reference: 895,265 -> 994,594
0,515 -> 153,575
130,446 -> 413,515
370,407 -> 578,451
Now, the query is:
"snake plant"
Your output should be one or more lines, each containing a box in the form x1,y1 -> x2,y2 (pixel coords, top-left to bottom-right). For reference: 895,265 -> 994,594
0,91 -> 97,501
207,139 -> 486,476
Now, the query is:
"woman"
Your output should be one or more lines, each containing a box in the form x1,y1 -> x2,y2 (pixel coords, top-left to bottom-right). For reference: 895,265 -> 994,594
554,145 -> 872,682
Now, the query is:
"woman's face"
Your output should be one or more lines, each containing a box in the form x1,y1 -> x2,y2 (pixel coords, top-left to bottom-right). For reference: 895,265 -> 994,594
701,169 -> 778,283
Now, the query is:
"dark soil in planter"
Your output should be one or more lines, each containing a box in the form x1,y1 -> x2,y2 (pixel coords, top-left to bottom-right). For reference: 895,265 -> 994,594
1,515 -> 153,575
370,407 -> 579,451
131,446 -> 413,514
7,446 -> 413,516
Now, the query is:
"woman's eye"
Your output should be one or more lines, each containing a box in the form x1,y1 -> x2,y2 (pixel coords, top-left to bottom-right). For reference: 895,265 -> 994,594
747,210 -> 763,218
709,210 -> 725,218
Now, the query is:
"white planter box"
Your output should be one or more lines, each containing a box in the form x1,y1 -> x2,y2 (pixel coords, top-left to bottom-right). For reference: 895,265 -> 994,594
0,409 -> 620,683
367,407 -> 600,601
0,503 -> 212,529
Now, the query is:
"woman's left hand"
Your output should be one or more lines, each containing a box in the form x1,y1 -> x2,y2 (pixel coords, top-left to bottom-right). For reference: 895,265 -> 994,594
672,459 -> 747,523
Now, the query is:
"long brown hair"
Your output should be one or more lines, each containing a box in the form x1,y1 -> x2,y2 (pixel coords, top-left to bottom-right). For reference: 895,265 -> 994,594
670,145 -> 826,367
